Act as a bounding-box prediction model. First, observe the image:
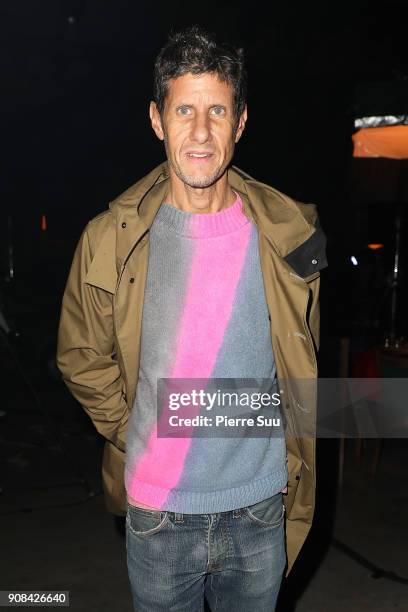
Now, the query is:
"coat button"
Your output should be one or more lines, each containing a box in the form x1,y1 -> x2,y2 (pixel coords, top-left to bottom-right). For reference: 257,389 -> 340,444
295,475 -> 301,481
121,222 -> 127,228
129,277 -> 135,284
311,258 -> 318,265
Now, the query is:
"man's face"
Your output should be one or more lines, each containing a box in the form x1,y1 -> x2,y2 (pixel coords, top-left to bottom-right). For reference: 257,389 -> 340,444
150,72 -> 247,189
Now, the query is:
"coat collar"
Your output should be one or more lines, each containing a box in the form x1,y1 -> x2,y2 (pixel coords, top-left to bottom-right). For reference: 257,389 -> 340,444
109,160 -> 317,258
86,161 -> 321,293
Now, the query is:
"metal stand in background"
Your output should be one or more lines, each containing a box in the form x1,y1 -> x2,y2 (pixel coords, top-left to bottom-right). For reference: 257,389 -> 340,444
371,204 -> 406,348
384,207 -> 404,347
337,337 -> 350,489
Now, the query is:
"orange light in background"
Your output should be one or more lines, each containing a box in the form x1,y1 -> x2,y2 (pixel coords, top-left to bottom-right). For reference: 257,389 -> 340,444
367,243 -> 384,250
352,125 -> 408,159
41,214 -> 47,231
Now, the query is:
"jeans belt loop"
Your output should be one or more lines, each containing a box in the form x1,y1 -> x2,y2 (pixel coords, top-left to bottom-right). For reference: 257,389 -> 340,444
174,512 -> 184,523
232,508 -> 241,518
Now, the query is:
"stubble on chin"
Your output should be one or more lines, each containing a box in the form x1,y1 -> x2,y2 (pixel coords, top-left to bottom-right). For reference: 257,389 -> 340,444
173,167 -> 222,189
164,138 -> 226,189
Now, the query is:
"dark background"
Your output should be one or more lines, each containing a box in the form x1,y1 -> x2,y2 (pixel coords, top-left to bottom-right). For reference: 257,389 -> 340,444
2,0 -> 408,331
1,3 -> 408,610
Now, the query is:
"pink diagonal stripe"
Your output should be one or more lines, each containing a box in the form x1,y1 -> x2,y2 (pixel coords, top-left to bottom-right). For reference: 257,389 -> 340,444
128,216 -> 251,508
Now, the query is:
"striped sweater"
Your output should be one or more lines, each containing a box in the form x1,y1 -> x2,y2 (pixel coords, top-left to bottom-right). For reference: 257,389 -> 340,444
124,192 -> 287,513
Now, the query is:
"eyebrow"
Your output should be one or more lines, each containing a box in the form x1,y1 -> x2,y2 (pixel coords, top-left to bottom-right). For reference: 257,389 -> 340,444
174,103 -> 227,110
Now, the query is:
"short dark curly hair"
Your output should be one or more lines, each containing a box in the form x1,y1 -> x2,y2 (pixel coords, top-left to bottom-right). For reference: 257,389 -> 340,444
153,25 -> 247,124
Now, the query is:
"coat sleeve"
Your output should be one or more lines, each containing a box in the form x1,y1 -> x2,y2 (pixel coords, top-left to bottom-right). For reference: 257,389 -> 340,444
56,224 -> 129,452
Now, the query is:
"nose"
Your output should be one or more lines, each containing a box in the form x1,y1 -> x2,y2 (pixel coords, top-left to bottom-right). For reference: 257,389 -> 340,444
190,112 -> 211,144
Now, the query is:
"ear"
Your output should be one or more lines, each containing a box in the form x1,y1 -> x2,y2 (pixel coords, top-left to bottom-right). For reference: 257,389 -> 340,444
149,101 -> 165,141
234,105 -> 248,143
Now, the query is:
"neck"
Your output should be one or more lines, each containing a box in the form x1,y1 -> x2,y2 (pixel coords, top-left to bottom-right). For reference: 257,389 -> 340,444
166,167 -> 236,214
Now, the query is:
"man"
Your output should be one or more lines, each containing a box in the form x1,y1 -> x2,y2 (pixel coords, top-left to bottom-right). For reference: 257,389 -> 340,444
57,25 -> 327,611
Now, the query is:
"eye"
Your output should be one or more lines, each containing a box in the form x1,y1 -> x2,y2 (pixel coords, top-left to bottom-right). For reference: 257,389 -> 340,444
177,106 -> 191,116
211,106 -> 225,116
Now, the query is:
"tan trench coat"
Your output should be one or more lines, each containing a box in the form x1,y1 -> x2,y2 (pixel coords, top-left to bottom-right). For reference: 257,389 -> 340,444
57,161 -> 327,574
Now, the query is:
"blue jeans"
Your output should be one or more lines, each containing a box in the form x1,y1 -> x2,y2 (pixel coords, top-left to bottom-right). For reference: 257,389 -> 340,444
125,492 -> 286,611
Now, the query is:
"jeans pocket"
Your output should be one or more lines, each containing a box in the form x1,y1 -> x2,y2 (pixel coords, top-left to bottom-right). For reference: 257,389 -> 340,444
245,493 -> 285,527
126,503 -> 169,537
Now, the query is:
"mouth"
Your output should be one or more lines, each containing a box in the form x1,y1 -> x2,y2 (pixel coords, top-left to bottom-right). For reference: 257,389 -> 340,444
185,152 -> 214,160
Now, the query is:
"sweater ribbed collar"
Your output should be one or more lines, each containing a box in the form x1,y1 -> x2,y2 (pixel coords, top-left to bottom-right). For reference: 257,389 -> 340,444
154,192 -> 250,238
